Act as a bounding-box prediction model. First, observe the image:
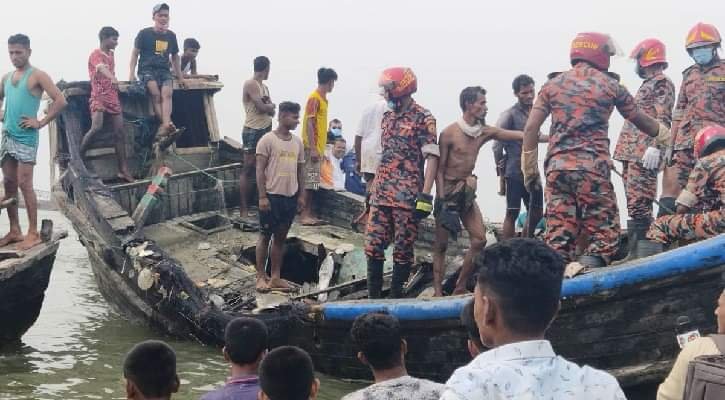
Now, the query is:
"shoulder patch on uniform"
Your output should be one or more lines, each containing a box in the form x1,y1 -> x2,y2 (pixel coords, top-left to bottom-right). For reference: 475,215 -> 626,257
706,76 -> 725,82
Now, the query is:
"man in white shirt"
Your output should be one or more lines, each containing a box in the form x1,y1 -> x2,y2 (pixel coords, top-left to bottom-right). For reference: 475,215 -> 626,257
342,311 -> 443,400
321,138 -> 347,191
353,99 -> 388,229
441,238 -> 626,400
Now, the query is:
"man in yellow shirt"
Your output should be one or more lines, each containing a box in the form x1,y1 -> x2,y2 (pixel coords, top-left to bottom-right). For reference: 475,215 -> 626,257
299,67 -> 337,225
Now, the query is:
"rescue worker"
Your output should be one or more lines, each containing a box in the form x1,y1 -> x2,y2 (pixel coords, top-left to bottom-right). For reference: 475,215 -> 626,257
660,22 -> 725,216
613,38 -> 675,258
365,67 -> 439,299
646,125 -> 725,247
521,32 -> 671,268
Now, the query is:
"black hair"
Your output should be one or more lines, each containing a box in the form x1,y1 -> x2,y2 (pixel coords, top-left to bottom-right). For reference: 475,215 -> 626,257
279,101 -> 301,115
512,74 -> 535,94
350,311 -> 402,370
330,118 -> 341,125
8,34 -> 30,48
259,346 -> 315,400
460,300 -> 483,351
99,27 -> 119,42
317,67 -> 338,85
334,137 -> 347,144
224,317 -> 268,365
475,238 -> 564,336
254,56 -> 270,72
123,340 -> 177,397
153,3 -> 170,15
183,38 -> 200,50
459,86 -> 487,112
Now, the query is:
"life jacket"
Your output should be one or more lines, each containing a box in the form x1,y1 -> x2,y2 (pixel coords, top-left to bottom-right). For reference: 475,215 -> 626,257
683,334 -> 725,400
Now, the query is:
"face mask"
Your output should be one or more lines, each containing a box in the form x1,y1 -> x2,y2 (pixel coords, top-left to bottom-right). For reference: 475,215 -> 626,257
691,47 -> 714,66
330,128 -> 342,136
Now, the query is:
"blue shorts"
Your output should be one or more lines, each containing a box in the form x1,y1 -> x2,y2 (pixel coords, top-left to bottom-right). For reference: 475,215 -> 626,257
139,66 -> 173,88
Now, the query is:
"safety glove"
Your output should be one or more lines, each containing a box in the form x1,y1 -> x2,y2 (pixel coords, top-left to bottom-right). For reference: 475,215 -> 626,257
414,193 -> 434,220
641,147 -> 661,170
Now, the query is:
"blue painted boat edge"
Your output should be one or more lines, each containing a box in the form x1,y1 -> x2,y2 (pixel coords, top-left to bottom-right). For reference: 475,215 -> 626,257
321,234 -> 725,321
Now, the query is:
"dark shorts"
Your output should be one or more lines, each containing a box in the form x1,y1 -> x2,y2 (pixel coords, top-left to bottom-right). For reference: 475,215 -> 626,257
139,66 -> 173,88
242,125 -> 272,154
259,194 -> 297,235
506,175 -> 543,210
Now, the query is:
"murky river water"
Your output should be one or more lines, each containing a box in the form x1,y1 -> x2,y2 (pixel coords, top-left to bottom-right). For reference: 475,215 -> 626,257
0,211 -> 362,399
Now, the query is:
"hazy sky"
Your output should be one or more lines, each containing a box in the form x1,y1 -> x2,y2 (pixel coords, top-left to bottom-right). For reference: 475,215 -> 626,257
7,0 -> 723,222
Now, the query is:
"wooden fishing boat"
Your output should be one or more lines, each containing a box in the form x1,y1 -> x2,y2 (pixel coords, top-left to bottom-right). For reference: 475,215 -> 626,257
50,79 -> 725,388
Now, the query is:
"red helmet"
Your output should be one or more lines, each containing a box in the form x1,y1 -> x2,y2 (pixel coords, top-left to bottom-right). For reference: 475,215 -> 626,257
686,22 -> 721,49
630,38 -> 667,68
570,32 -> 619,70
694,125 -> 725,159
378,67 -> 417,98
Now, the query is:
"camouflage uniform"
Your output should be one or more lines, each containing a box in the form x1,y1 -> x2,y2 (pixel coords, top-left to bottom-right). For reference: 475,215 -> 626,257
365,101 -> 437,264
648,149 -> 725,244
534,63 -> 638,262
613,73 -> 675,220
670,60 -> 725,188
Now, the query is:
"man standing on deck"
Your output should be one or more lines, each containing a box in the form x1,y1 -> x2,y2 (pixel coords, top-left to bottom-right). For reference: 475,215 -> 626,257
0,34 -> 67,250
239,56 -> 275,220
431,86 -> 538,297
365,67 -> 439,299
255,102 -> 305,291
493,74 -> 544,240
299,67 -> 337,226
80,26 -> 134,183
660,22 -> 725,218
613,38 -> 675,258
521,32 -> 672,268
129,3 -> 185,137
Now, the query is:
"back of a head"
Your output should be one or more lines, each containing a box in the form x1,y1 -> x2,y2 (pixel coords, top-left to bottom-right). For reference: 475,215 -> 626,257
123,340 -> 177,398
254,56 -> 270,72
317,67 -> 338,85
260,346 -> 315,400
225,317 -> 268,365
475,238 -> 565,336
460,300 -> 484,351
350,311 -> 403,370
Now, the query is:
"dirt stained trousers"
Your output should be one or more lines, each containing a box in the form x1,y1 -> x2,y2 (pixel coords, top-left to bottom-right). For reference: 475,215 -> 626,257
622,161 -> 658,220
364,205 -> 418,264
545,170 -> 621,262
647,209 -> 725,244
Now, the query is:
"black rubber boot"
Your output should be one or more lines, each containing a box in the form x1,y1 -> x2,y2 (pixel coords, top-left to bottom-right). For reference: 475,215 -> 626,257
624,218 -> 652,261
389,263 -> 412,299
578,254 -> 606,269
634,239 -> 664,258
367,259 -> 384,299
657,197 -> 677,218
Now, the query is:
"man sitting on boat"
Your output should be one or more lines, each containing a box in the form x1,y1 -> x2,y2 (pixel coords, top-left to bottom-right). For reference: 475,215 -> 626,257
441,238 -> 626,400
646,125 -> 725,248
343,311 -> 444,400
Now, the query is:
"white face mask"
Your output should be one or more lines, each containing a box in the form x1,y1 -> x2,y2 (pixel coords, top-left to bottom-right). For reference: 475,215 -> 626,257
457,117 -> 484,138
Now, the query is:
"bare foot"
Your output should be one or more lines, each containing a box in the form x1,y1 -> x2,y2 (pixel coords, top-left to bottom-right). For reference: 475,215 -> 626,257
433,289 -> 444,297
117,172 -> 134,183
0,230 -> 24,247
17,231 -> 41,250
268,277 -> 292,290
451,285 -> 468,296
256,275 -> 270,291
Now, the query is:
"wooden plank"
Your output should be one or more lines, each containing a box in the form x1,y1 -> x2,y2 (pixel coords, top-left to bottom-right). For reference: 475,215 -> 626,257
90,193 -> 128,219
204,94 -> 221,142
175,147 -> 210,155
107,162 -> 242,191
108,215 -> 135,234
85,147 -> 116,157
179,177 -> 190,216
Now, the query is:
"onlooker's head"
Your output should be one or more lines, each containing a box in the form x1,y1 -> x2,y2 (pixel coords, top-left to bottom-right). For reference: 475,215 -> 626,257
123,340 -> 179,399
254,56 -> 271,79
460,300 -> 484,357
152,3 -> 170,28
223,317 -> 268,367
317,67 -> 338,93
332,138 -> 346,159
716,289 -> 725,333
329,119 -> 342,131
259,346 -> 319,400
278,101 -> 301,131
98,27 -> 119,50
459,86 -> 488,123
473,238 -> 564,348
512,74 -> 535,106
8,34 -> 31,68
350,311 -> 405,371
183,38 -> 200,60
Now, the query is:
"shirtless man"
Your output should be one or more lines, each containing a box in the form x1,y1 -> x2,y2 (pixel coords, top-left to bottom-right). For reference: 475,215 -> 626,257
432,86 -> 542,296
0,34 -> 67,250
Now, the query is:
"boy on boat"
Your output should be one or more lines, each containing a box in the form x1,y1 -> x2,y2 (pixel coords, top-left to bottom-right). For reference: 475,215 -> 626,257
432,86 -> 534,296
0,34 -> 67,250
365,67 -> 438,299
254,102 -> 305,291
80,26 -> 134,183
613,38 -> 675,258
521,32 -> 671,268
660,22 -> 724,217
129,3 -> 185,137
646,125 -> 725,247
180,38 -> 199,77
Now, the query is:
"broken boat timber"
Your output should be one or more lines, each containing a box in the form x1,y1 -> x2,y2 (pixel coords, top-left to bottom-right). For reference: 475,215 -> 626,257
50,78 -> 725,388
